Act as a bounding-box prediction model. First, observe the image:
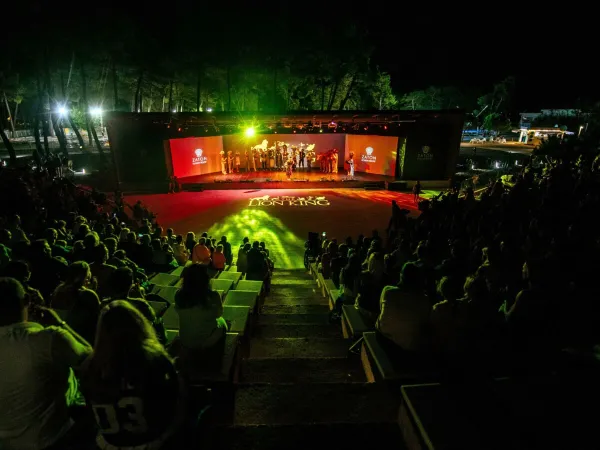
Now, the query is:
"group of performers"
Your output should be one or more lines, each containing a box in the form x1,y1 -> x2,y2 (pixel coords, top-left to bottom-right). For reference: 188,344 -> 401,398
219,143 -> 352,179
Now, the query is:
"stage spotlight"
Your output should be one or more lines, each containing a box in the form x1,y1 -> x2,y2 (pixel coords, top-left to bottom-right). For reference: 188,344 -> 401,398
245,127 -> 255,137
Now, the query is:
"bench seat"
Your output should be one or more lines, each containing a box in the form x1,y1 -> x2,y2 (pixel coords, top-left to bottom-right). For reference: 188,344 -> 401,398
341,305 -> 374,339
361,332 -> 437,384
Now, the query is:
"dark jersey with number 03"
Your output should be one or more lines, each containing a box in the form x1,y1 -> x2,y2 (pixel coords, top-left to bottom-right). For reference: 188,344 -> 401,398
82,354 -> 180,448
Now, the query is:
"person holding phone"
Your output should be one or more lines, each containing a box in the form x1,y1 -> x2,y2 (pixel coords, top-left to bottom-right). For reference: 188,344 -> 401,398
0,277 -> 94,450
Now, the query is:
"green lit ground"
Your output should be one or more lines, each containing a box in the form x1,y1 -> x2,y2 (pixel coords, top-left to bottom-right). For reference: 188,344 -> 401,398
127,189 -> 422,269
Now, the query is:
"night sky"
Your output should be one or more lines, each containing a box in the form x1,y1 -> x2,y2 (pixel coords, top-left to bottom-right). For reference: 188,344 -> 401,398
8,2 -> 597,112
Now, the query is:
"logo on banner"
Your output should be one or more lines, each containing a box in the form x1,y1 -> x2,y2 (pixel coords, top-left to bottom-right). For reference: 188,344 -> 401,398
192,148 -> 208,165
249,195 -> 330,207
361,146 -> 377,163
417,145 -> 433,161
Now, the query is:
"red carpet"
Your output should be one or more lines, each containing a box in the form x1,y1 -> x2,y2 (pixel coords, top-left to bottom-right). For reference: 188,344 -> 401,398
125,189 -> 419,269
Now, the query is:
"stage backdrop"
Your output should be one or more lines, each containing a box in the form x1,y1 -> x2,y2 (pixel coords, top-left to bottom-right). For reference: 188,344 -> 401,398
344,135 -> 398,177
222,133 -> 346,167
167,136 -> 224,178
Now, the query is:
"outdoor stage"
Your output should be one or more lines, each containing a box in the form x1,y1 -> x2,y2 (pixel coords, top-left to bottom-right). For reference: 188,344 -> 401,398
178,170 -> 394,190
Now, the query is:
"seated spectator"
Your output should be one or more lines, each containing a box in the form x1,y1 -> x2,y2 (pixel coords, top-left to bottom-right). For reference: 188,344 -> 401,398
376,262 -> 431,352
3,260 -> 45,314
51,261 -> 101,344
103,267 -> 166,344
104,237 -> 126,268
172,235 -> 189,266
237,243 -> 251,274
191,237 -> 211,265
220,236 -> 233,265
44,228 -> 70,259
430,276 -> 468,355
28,239 -> 68,300
81,301 -> 184,449
173,264 -> 227,355
90,243 -> 117,300
0,277 -> 93,450
246,241 -> 267,282
212,244 -> 226,271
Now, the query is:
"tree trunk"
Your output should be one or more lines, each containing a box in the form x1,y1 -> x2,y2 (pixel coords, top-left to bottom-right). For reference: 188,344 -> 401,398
134,70 -> 143,112
327,78 -> 340,110
3,92 -> 16,137
32,102 -> 43,167
13,102 -> 19,133
338,73 -> 356,111
80,61 -> 105,159
32,98 -> 44,162
59,67 -> 85,148
226,65 -> 232,111
112,59 -> 119,110
196,67 -> 201,112
168,79 -> 173,112
0,127 -> 16,164
320,80 -> 326,111
43,60 -> 69,158
36,75 -> 50,155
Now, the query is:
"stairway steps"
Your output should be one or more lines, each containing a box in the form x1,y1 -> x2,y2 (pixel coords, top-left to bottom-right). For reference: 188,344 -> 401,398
200,424 -> 402,449
266,286 -> 319,296
253,323 -> 341,339
199,423 -> 404,450
234,383 -> 399,425
242,357 -> 365,383
262,304 -> 329,315
262,296 -> 328,307
249,337 -> 349,359
258,313 -> 330,326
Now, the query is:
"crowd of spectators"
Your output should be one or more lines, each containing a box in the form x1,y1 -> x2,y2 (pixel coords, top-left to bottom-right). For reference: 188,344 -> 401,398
321,154 -> 600,376
0,166 -> 274,449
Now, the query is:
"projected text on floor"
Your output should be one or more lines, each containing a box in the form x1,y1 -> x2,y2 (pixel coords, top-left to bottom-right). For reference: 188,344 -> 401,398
249,195 -> 330,207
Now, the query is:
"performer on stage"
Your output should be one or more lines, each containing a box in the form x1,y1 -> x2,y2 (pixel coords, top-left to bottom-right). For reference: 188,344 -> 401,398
332,148 -> 338,173
244,150 -> 251,172
220,150 -> 227,174
347,152 -> 355,179
285,155 -> 294,179
227,151 -> 234,173
299,147 -> 305,169
234,152 -> 241,173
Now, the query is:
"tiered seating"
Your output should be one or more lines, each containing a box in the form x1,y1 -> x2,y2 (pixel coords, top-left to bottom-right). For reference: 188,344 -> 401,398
145,265 -> 268,387
341,305 -> 373,340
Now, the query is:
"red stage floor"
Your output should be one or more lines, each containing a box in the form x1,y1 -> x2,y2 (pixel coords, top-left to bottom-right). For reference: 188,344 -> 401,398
126,189 -> 420,269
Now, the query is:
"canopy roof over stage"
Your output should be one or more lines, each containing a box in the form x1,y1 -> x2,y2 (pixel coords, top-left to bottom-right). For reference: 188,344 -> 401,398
106,110 -> 465,134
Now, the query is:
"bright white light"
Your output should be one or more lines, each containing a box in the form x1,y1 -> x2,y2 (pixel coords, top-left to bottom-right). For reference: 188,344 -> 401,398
471,164 -> 475,170
494,161 -> 500,169
82,168 -> 86,174
90,106 -> 102,116
206,107 -> 213,112
172,110 -> 177,113
57,106 -> 67,116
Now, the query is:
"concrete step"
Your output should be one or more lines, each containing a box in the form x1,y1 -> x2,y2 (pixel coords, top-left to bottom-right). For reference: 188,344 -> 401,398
261,304 -> 329,315
253,323 -> 341,339
234,383 -> 400,425
267,286 -> 320,297
249,337 -> 349,359
199,423 -> 403,450
242,357 -> 365,383
200,422 -> 402,449
262,296 -> 328,307
258,313 -> 330,326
